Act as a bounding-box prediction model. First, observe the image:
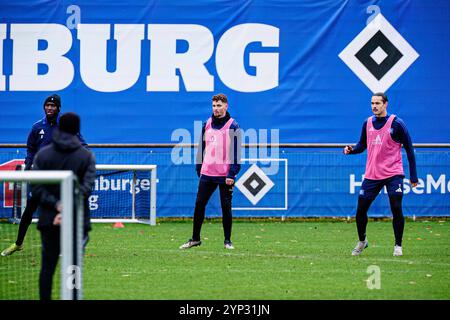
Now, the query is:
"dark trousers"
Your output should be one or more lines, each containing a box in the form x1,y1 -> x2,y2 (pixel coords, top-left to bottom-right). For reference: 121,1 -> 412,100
356,195 -> 404,246
192,178 -> 234,242
39,227 -> 89,300
355,176 -> 405,246
15,194 -> 39,246
39,227 -> 60,300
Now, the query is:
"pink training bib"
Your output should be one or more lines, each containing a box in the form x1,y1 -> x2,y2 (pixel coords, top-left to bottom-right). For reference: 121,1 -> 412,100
364,115 -> 404,180
201,117 -> 234,177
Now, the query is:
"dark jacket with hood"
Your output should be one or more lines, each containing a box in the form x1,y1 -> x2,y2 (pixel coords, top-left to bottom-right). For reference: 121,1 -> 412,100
32,128 -> 96,233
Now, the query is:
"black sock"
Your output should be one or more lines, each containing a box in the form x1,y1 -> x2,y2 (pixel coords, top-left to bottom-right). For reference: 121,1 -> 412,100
192,179 -> 217,241
356,197 -> 373,241
389,195 -> 404,246
219,184 -> 233,242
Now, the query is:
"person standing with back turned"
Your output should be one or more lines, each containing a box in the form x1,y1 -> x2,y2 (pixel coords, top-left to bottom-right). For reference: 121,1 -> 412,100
32,112 -> 95,300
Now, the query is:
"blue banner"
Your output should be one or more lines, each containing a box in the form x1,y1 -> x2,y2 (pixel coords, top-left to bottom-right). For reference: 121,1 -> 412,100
0,150 -> 449,218
0,0 -> 449,144
0,1 -> 448,218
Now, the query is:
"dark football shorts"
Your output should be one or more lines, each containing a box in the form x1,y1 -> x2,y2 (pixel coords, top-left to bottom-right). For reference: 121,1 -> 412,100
359,175 -> 404,200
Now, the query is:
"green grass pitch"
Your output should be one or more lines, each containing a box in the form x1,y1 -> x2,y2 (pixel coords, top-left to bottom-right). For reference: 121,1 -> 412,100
1,219 -> 449,300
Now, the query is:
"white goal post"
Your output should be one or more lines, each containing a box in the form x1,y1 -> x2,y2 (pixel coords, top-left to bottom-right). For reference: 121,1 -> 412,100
93,164 -> 157,225
0,170 -> 83,300
16,164 -> 157,226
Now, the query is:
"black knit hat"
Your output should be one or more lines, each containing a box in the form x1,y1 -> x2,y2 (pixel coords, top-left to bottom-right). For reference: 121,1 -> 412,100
59,112 -> 80,135
43,94 -> 61,110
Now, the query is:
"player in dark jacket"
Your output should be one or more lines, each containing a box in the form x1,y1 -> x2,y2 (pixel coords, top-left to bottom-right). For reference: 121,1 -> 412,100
32,112 -> 96,300
24,95 -> 87,170
1,94 -> 87,256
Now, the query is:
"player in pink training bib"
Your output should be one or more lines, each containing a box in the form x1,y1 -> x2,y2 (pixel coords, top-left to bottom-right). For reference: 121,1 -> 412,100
180,93 -> 241,250
344,92 -> 418,257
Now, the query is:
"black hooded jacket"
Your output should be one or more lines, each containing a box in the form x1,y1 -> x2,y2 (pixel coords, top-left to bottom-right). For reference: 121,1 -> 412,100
32,128 -> 96,232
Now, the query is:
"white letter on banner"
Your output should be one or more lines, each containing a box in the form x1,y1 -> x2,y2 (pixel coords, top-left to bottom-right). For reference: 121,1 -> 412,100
0,24 -> 5,90
147,24 -> 214,92
10,24 -> 73,91
216,23 -> 279,92
78,24 -> 144,92
427,174 -> 445,194
350,174 -> 363,194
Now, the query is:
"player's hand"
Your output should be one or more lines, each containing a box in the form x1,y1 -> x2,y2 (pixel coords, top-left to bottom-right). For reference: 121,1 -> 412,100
411,182 -> 418,188
53,213 -> 62,226
343,145 -> 353,155
226,178 -> 234,185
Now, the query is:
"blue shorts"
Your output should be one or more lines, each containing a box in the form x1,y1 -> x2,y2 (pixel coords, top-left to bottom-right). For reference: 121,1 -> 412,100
359,175 -> 404,200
